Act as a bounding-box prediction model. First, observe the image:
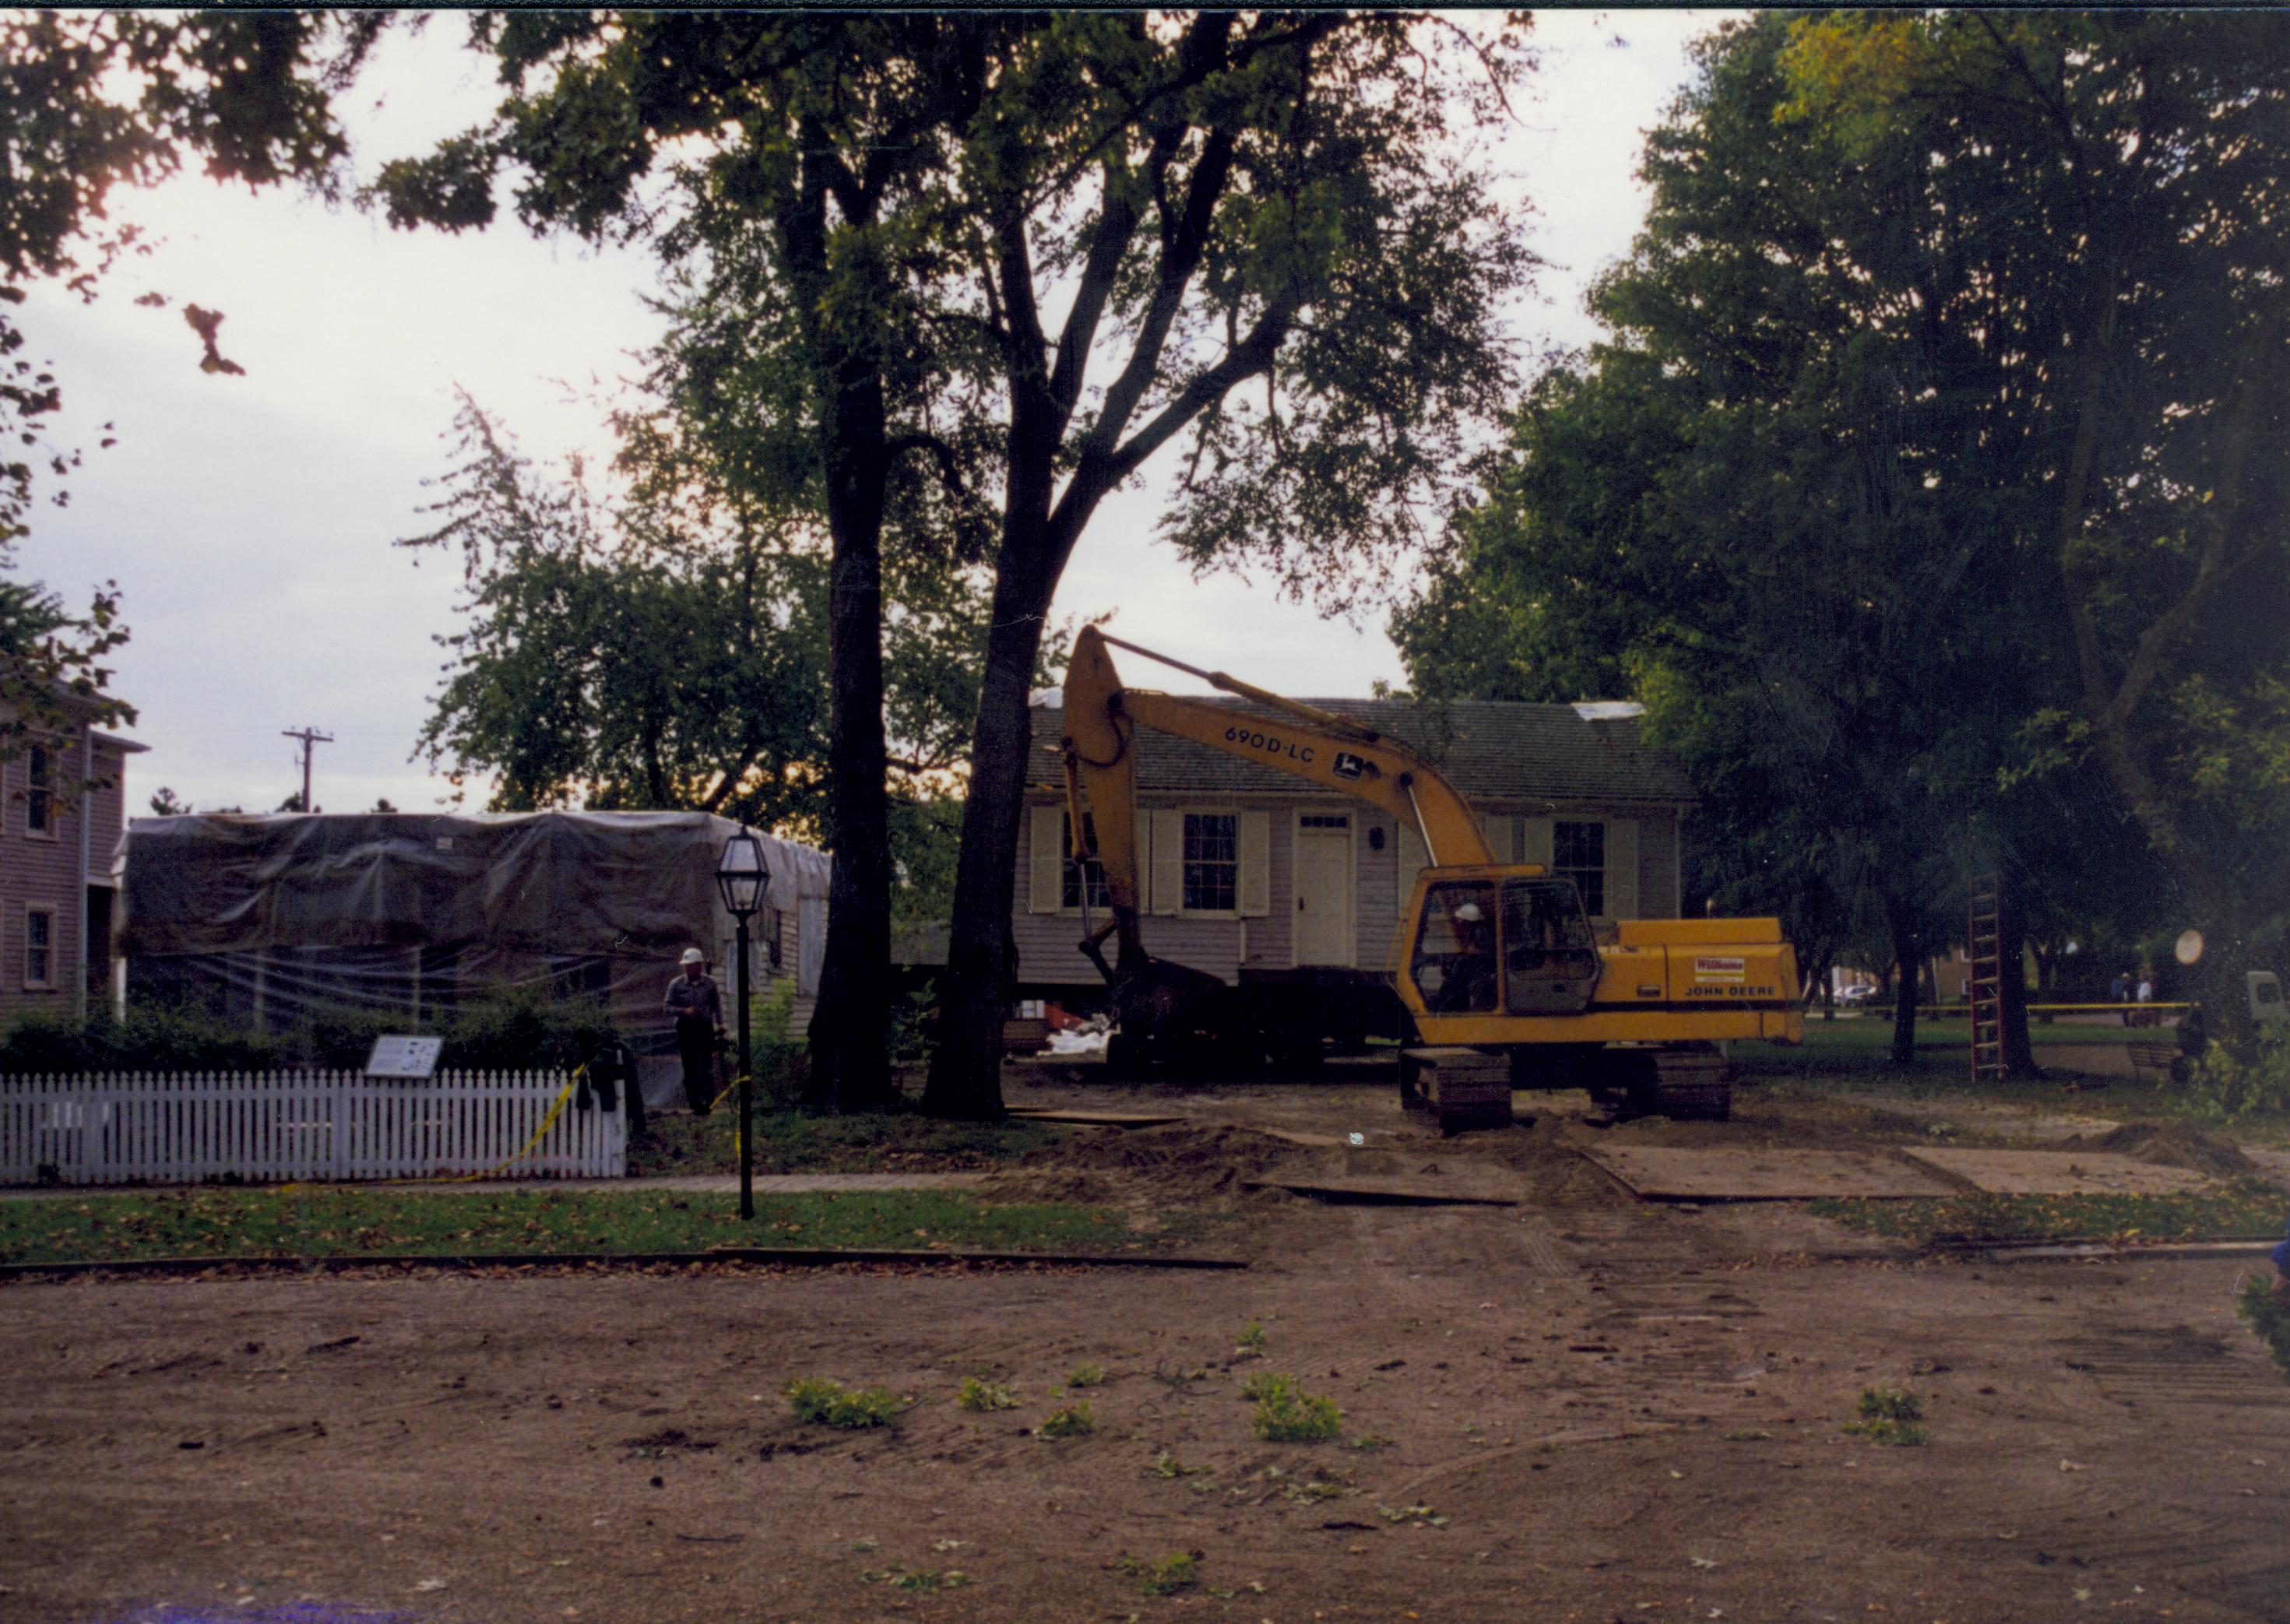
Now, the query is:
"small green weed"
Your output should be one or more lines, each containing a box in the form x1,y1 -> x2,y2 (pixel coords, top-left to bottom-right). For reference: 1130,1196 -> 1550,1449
1067,1362 -> 1107,1388
1842,1386 -> 1928,1446
784,1377 -> 901,1429
1279,1476 -> 1354,1505
1245,1373 -> 1342,1443
1349,1434 -> 1395,1453
1377,1503 -> 1448,1527
2238,1275 -> 2290,1383
957,1376 -> 1016,1412
1722,1429 -> 1774,1443
1117,1551 -> 1201,1596
1236,1320 -> 1268,1356
1036,1402 -> 1096,1439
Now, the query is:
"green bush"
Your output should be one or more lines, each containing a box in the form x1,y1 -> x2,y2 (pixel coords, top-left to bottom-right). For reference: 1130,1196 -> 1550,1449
0,1002 -> 284,1075
1843,1386 -> 1929,1446
1245,1373 -> 1342,1443
1035,1402 -> 1095,1439
783,1376 -> 901,1429
958,1376 -> 1017,1412
2179,1029 -> 2290,1122
0,988 -> 628,1077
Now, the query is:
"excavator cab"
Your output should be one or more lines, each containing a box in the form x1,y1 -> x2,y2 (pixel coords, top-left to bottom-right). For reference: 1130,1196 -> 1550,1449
1406,870 -> 1602,1021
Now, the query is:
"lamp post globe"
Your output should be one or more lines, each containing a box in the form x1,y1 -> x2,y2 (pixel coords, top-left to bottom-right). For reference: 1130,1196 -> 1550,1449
714,827 -> 770,1220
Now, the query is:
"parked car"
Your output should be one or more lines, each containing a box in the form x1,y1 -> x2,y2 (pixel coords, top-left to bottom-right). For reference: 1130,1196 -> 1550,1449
1835,982 -> 1881,1005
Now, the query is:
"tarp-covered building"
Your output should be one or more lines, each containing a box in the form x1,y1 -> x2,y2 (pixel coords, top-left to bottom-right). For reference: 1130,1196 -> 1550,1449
117,810 -> 828,1107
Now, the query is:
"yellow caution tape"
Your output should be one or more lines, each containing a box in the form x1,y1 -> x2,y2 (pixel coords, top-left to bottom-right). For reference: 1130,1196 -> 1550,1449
441,1069 -> 584,1184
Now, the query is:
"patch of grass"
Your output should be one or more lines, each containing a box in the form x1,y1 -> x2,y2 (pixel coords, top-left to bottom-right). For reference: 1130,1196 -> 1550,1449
627,1098 -> 1068,1178
1808,1179 -> 2286,1247
859,1567 -> 970,1591
784,1377 -> 901,1429
1722,1429 -> 1774,1443
957,1376 -> 1016,1413
1349,1434 -> 1395,1453
1244,1373 -> 1342,1443
1236,1320 -> 1268,1356
1117,1552 -> 1201,1597
1035,1402 -> 1095,1439
0,1186 -> 1164,1267
2238,1277 -> 2290,1384
1066,1362 -> 1107,1388
1841,1386 -> 1927,1446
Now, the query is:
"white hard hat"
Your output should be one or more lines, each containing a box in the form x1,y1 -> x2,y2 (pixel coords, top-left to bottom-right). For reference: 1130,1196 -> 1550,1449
1454,902 -> 1483,923
680,947 -> 705,965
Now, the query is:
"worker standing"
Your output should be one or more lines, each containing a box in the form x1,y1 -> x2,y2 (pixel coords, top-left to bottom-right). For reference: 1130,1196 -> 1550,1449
664,947 -> 723,1114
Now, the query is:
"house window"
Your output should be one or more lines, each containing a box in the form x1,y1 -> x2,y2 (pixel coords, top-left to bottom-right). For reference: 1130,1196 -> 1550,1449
26,746 -> 51,837
1182,813 -> 1237,912
1553,821 -> 1606,916
23,907 -> 53,990
1061,812 -> 1110,912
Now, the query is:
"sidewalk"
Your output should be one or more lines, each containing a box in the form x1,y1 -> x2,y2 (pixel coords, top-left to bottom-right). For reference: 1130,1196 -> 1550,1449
0,1171 -> 989,1201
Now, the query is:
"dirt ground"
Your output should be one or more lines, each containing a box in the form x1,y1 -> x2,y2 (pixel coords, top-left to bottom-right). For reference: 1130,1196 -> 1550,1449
6,1068 -> 2290,1624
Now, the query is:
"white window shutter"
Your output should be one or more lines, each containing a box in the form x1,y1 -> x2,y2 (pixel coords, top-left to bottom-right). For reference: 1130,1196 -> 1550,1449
1239,809 -> 1271,916
1134,810 -> 1153,912
1481,814 -> 1515,864
1606,818 -> 1639,920
1396,821 -> 1428,919
1151,809 -> 1184,916
1520,817 -> 1555,870
1028,805 -> 1064,913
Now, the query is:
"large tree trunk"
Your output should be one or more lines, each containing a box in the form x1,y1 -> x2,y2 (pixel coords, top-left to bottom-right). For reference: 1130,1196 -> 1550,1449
1885,892 -> 1921,1067
920,557 -> 1056,1120
804,383 -> 895,1116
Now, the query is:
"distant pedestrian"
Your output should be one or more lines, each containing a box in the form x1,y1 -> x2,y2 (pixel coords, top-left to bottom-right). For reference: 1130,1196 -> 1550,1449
2274,1216 -> 2290,1303
2110,971 -> 2130,1007
664,948 -> 723,1114
2135,974 -> 2155,1028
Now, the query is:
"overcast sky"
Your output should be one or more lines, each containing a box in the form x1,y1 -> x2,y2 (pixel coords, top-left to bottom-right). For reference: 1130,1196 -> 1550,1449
14,10 -> 1717,817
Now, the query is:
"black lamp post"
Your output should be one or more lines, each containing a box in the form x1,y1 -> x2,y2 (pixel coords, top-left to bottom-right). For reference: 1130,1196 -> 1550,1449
714,826 -> 769,1221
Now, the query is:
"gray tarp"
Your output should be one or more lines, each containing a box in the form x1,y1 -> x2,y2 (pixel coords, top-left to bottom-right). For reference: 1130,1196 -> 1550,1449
118,810 -> 830,1109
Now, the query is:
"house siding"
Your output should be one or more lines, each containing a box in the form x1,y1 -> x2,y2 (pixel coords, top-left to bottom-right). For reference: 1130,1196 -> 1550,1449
0,734 -> 134,1024
1015,789 -> 1686,996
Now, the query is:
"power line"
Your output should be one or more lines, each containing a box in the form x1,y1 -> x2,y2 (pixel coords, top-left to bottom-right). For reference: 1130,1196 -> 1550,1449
281,726 -> 333,812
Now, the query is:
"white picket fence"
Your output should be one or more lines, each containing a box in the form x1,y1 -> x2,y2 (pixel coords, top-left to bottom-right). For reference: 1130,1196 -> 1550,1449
0,1070 -> 624,1186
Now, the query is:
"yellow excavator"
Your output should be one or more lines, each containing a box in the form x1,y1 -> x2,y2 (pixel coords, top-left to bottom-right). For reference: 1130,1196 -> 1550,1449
1057,626 -> 1802,1119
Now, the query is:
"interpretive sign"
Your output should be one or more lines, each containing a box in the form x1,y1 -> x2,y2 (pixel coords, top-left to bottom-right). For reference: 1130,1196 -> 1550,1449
364,1035 -> 445,1080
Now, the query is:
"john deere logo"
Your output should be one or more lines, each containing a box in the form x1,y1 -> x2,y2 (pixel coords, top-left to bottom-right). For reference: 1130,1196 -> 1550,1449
1331,751 -> 1366,780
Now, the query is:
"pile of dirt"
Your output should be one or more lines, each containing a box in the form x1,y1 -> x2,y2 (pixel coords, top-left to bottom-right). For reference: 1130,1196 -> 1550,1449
987,1121 -> 1317,1209
2080,1120 -> 2260,1179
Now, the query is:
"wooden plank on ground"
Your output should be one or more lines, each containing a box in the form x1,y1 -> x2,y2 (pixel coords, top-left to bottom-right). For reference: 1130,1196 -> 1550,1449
1577,1145 -> 1960,1200
1899,1146 -> 2215,1196
1246,1176 -> 1520,1207
1002,1108 -> 1187,1127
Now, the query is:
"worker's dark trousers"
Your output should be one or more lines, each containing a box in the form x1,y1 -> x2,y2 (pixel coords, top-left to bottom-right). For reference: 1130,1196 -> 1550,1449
676,1017 -> 717,1113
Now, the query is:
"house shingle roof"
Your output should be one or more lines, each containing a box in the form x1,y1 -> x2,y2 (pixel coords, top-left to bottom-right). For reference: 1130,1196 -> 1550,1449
1029,697 -> 1696,806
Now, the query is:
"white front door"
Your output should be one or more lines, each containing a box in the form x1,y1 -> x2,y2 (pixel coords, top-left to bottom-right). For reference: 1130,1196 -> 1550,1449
1293,815 -> 1353,966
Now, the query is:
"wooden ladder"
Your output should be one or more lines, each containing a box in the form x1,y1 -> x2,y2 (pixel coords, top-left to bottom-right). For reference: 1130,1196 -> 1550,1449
1968,877 -> 2006,1082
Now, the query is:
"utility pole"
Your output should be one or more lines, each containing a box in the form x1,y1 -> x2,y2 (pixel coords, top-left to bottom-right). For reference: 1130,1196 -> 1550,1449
282,726 -> 332,813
